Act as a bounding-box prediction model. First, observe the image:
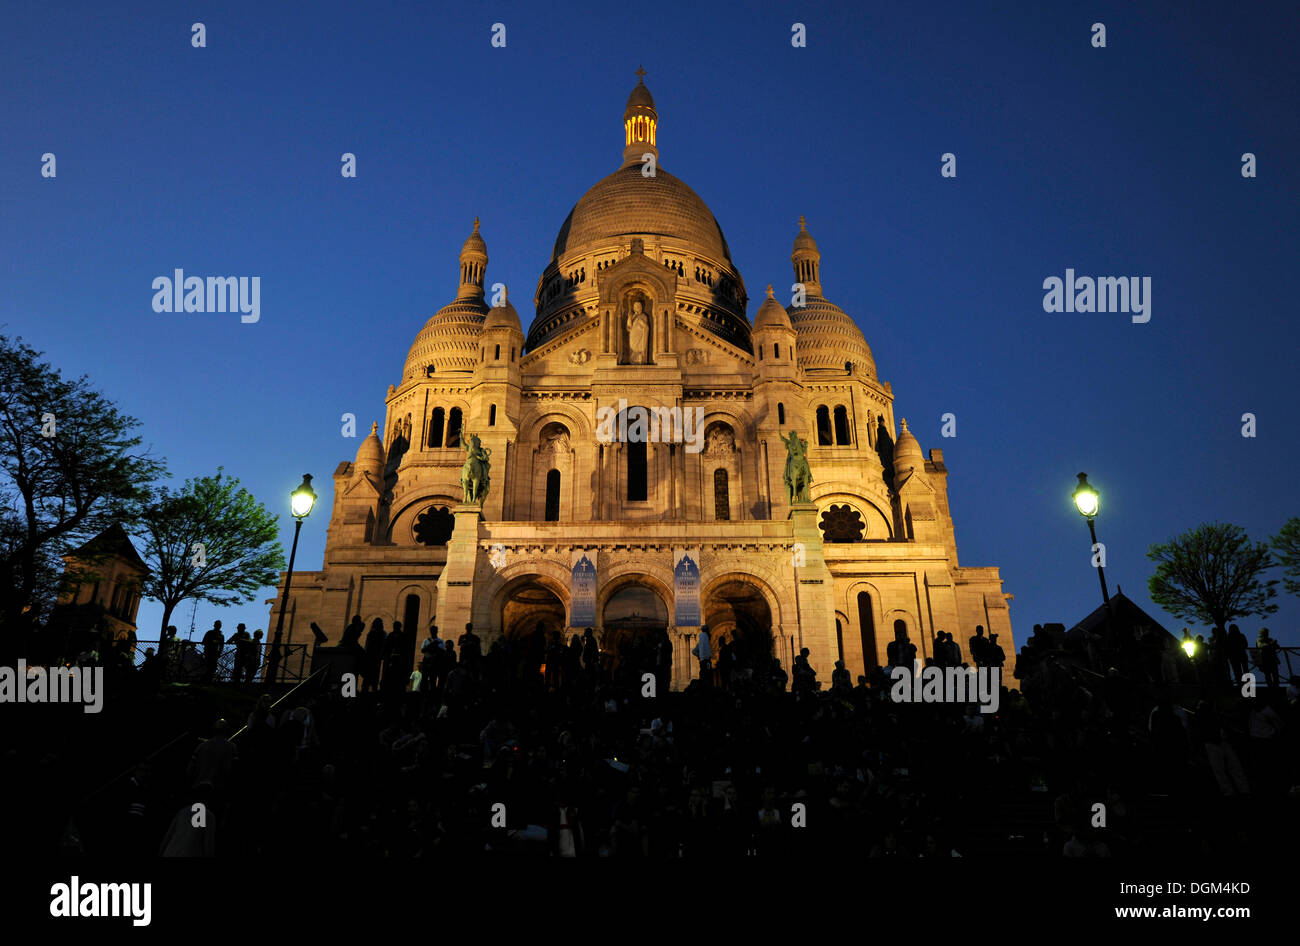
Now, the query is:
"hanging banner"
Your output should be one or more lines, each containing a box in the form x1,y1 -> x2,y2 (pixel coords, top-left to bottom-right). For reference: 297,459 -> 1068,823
673,548 -> 701,626
570,549 -> 598,627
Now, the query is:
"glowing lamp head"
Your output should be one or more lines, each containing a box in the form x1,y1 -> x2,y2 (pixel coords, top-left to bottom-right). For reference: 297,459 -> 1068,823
1181,638 -> 1196,658
1072,472 -> 1100,519
290,474 -> 317,519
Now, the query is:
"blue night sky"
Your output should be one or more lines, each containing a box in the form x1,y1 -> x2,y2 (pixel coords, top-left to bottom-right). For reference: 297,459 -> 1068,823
3,1 -> 1297,647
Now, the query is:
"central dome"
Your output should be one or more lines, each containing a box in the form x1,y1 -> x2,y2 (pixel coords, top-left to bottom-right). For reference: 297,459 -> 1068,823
551,164 -> 733,264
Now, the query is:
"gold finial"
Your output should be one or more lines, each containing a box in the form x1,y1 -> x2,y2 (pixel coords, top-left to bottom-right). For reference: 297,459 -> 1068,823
472,217 -> 480,232
900,418 -> 909,433
765,284 -> 774,297
635,65 -> 646,81
799,215 -> 807,230
370,421 -> 378,436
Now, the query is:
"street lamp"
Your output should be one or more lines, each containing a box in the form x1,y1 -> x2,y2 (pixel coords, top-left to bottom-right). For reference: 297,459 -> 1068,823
271,474 -> 317,681
1071,471 -> 1113,620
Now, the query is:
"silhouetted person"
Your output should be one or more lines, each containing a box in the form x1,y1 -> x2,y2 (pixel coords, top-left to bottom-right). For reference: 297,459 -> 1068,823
830,659 -> 851,694
1256,628 -> 1281,690
383,620 -> 409,695
1226,624 -> 1249,683
582,627 -> 599,674
200,621 -> 225,682
693,625 -> 712,687
545,632 -> 565,690
363,618 -> 387,692
230,625 -> 254,683
458,623 -> 482,665
969,625 -> 988,667
341,615 -> 365,649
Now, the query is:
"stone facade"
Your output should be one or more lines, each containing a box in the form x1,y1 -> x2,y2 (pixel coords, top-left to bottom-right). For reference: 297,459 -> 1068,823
269,73 -> 1015,687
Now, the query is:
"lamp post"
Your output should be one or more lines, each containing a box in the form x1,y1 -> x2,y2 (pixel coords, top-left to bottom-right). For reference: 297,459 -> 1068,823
271,474 -> 317,682
1071,472 -> 1114,626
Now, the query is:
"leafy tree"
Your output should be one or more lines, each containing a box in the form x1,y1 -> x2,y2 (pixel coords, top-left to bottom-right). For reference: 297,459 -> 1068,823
1272,517 -> 1300,596
1146,522 -> 1278,630
138,470 -> 285,635
0,335 -> 165,633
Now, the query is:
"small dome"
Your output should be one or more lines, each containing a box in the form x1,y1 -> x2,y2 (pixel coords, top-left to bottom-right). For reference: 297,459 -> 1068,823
753,285 -> 792,332
624,74 -> 656,117
461,217 -> 486,256
788,296 -> 877,379
354,422 -> 384,478
484,296 -> 522,333
793,215 -> 819,255
893,418 -> 924,473
403,299 -> 487,380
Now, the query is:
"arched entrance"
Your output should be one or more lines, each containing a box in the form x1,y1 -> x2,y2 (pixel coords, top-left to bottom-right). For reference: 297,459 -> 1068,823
602,584 -> 669,683
502,581 -> 566,680
704,580 -> 774,678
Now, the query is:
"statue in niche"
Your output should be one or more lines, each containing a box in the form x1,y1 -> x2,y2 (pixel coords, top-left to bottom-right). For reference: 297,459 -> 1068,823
622,294 -> 651,365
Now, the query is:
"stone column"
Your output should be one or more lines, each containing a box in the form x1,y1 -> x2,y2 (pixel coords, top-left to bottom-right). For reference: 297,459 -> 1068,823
788,502 -> 838,682
435,505 -> 483,638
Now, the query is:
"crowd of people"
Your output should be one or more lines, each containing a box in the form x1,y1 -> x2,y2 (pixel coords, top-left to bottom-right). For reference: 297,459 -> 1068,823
31,613 -> 1295,859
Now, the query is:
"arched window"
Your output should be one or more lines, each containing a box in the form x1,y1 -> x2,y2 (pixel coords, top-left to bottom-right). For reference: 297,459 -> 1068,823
511,347 -> 516,362
835,618 -> 845,663
713,468 -> 730,520
428,408 -> 445,448
833,405 -> 851,445
545,469 -> 561,521
905,506 -> 915,540
758,345 -> 763,361
627,439 -> 647,502
494,344 -> 501,361
815,405 -> 833,445
859,593 -> 879,670
777,402 -> 785,425
446,408 -> 462,448
488,404 -> 497,426
774,343 -> 780,358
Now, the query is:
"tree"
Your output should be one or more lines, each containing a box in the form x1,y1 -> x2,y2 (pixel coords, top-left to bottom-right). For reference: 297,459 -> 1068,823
1272,517 -> 1300,596
138,470 -> 286,636
1146,522 -> 1278,630
0,335 -> 166,634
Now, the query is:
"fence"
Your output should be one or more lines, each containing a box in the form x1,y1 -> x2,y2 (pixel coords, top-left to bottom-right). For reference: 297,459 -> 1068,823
131,639 -> 311,684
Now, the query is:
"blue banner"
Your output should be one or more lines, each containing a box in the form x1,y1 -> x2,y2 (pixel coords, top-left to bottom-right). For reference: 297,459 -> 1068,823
673,548 -> 701,626
570,551 -> 597,627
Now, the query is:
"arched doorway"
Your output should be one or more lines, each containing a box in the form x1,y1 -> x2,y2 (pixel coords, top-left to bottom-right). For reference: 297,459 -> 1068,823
704,580 -> 774,678
602,584 -> 669,681
502,581 -> 566,680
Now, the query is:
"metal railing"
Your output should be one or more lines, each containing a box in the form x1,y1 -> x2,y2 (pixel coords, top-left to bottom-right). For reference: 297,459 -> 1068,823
129,639 -> 311,684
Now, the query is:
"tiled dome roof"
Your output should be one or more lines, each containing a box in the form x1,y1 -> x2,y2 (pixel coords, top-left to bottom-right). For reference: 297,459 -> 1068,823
551,165 -> 732,265
403,299 -> 487,380
787,295 -> 877,380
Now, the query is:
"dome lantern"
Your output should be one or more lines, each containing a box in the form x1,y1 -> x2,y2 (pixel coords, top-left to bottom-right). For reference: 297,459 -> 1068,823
621,67 -> 659,169
456,217 -> 489,302
791,215 -> 822,296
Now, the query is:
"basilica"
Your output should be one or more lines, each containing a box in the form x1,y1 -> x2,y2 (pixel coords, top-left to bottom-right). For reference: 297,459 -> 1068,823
269,72 -> 1015,688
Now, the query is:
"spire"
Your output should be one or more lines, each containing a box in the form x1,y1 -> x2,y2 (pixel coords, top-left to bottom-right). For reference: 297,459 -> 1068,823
792,216 -> 822,295
622,67 -> 659,169
900,418 -> 909,434
766,284 -> 774,298
456,217 -> 488,301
